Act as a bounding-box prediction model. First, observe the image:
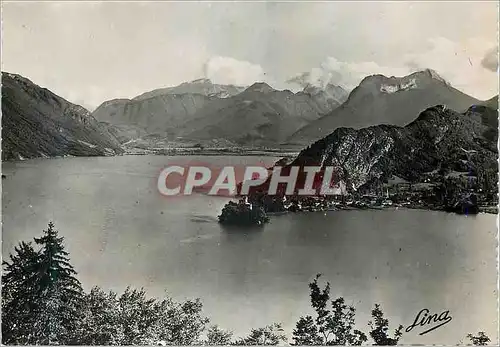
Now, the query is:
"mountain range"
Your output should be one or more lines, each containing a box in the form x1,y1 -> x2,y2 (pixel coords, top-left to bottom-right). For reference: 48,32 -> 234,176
92,78 -> 348,147
92,79 -> 248,140
171,82 -> 348,146
1,69 -> 497,162
132,78 -> 246,100
288,69 -> 482,145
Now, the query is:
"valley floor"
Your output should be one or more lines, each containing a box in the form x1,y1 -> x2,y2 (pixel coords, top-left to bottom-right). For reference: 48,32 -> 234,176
123,146 -> 300,157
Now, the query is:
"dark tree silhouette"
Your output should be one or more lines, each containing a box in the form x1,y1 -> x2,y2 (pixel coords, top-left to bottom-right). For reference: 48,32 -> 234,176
33,222 -> 84,344
292,274 -> 367,345
368,304 -> 403,345
77,287 -> 125,345
292,316 -> 322,345
79,286 -> 209,345
2,241 -> 41,344
205,325 -> 234,345
233,323 -> 287,345
2,222 -> 84,345
466,332 -> 491,346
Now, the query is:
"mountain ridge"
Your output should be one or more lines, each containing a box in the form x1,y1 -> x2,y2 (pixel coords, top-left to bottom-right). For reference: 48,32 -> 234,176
132,78 -> 246,101
287,69 -> 482,145
93,78 -> 347,147
1,72 -> 123,161
173,82 -> 347,145
287,103 -> 497,194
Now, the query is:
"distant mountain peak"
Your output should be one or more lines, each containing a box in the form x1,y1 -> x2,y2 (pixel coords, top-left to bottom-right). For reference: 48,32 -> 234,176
288,66 -> 480,145
356,69 -> 451,97
359,69 -> 448,87
358,74 -> 387,85
189,78 -> 213,85
425,68 -> 444,80
303,82 -> 346,94
301,83 -> 349,105
244,82 -> 275,93
302,83 -> 323,95
409,68 -> 447,83
131,78 -> 246,101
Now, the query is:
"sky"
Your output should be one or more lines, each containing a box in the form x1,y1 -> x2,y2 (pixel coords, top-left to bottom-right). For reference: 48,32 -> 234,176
2,1 -> 499,110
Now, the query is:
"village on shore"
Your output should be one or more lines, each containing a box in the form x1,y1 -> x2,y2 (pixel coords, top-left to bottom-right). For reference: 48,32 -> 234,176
218,175 -> 499,226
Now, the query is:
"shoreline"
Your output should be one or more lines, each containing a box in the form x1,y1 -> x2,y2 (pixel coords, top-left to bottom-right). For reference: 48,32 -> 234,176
4,153 -> 497,216
123,149 -> 298,157
267,204 -> 498,216
2,149 -> 297,163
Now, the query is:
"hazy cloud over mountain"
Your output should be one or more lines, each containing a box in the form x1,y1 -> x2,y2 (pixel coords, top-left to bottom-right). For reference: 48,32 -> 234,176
2,2 -> 498,108
287,58 -> 409,90
203,56 -> 267,87
481,47 -> 499,72
288,37 -> 499,99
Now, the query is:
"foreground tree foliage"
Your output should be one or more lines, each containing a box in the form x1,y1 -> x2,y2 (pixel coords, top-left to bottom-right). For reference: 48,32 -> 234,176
2,222 -> 209,346
2,224 -> 493,345
205,325 -> 234,345
466,332 -> 491,346
368,304 -> 403,345
233,323 -> 287,345
2,241 -> 41,344
78,287 -> 209,345
2,222 -> 84,345
292,274 -> 367,345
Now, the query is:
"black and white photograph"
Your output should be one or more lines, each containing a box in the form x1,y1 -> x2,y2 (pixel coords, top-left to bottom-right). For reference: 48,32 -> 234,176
1,1 -> 499,345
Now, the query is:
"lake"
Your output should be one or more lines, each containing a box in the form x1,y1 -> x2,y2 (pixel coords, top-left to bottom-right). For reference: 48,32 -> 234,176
2,155 -> 498,344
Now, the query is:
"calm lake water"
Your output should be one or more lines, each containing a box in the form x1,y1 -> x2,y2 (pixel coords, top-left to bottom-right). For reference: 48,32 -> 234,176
2,155 -> 498,344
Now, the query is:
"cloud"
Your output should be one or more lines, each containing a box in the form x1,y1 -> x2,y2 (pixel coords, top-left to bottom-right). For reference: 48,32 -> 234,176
287,69 -> 342,90
288,37 -> 498,99
286,73 -> 311,88
481,46 -> 498,72
2,2 -> 497,107
287,58 -> 409,90
402,37 -> 498,99
203,56 -> 267,86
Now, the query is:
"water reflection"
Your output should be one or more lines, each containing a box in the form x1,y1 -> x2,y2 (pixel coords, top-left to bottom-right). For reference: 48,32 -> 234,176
2,156 -> 497,344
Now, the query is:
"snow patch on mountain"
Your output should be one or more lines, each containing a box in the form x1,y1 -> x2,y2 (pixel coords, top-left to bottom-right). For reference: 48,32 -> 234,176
380,78 -> 417,93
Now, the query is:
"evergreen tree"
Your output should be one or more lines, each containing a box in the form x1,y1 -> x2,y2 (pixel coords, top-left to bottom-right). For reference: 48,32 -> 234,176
32,222 -> 84,344
1,222 -> 84,345
368,304 -> 403,345
2,241 -> 41,344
